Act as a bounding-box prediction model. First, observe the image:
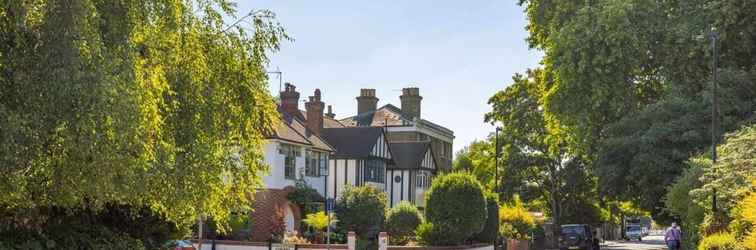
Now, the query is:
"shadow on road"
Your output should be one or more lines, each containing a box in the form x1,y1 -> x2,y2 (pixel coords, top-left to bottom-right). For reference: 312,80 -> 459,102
600,235 -> 667,250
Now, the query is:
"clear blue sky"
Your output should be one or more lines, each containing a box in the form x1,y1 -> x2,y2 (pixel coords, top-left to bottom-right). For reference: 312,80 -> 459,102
235,0 -> 542,154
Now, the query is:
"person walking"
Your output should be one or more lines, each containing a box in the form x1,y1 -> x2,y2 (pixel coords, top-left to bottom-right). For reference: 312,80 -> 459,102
665,222 -> 682,250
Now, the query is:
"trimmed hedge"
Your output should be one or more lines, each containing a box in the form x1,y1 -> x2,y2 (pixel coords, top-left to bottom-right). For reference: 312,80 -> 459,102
385,201 -> 423,245
474,192 -> 499,243
421,173 -> 487,245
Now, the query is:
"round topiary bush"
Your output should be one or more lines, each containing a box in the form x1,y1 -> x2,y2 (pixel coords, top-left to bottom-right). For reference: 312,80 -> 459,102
334,185 -> 387,236
385,201 -> 423,245
423,172 -> 487,245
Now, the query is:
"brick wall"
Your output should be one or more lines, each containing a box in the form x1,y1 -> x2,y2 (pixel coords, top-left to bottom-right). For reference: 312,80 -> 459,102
249,187 -> 301,241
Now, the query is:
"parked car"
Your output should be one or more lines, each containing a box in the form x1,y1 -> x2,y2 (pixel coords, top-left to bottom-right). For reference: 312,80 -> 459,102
559,224 -> 599,250
625,225 -> 643,241
164,240 -> 196,250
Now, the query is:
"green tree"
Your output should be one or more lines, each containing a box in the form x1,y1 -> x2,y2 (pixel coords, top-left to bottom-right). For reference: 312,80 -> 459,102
693,124 -> 756,212
452,140 -> 496,191
515,0 -> 756,219
485,69 -> 603,237
598,69 -> 756,217
0,0 -> 289,239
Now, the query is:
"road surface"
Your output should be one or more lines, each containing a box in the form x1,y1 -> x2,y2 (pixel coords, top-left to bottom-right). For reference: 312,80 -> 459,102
601,235 -> 667,250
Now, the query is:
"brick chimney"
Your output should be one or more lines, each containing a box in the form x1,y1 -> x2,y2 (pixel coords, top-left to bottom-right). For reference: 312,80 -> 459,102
325,105 -> 336,119
305,89 -> 324,136
356,89 -> 378,115
280,82 -> 300,117
400,87 -> 422,119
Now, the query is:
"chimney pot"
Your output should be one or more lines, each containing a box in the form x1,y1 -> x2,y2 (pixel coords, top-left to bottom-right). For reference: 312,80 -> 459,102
305,89 -> 325,136
356,88 -> 379,114
400,87 -> 422,119
325,105 -> 336,118
280,82 -> 301,118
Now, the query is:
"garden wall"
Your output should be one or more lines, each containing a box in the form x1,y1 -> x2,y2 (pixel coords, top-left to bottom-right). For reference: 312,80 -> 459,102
386,244 -> 493,250
193,240 -> 349,250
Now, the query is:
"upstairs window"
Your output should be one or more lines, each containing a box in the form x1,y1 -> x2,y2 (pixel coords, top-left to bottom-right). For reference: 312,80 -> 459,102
306,150 -> 329,177
363,159 -> 385,183
279,144 -> 301,179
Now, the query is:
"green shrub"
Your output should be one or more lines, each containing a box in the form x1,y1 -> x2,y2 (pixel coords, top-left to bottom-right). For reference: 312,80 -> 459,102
498,198 -> 536,240
424,172 -> 487,245
334,186 -> 387,236
0,223 -> 146,250
473,192 -> 499,243
416,222 -> 450,246
664,161 -> 706,249
385,201 -> 423,245
697,232 -> 740,250
288,178 -> 325,216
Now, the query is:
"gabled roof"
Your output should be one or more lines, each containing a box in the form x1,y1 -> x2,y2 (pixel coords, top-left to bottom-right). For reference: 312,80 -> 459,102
389,141 -> 436,171
321,127 -> 385,158
267,107 -> 335,152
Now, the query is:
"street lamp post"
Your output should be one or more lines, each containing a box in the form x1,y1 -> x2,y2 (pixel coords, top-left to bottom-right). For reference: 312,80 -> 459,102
709,29 -> 719,213
494,127 -> 502,194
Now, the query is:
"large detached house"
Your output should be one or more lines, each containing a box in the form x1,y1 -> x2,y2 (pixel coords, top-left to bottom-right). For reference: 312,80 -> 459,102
321,127 -> 394,199
250,83 -> 453,240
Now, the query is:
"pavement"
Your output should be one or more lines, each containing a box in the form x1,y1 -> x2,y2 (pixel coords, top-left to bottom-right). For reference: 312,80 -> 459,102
600,235 -> 667,250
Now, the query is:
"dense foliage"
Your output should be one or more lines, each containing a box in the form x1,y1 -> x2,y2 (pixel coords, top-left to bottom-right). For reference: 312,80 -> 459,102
739,185 -> 756,249
697,232 -> 739,250
693,125 -> 756,212
516,0 -> 756,220
0,0 -> 288,232
664,161 -> 706,249
334,186 -> 387,237
415,222 -> 446,246
498,198 -> 536,240
422,173 -> 486,245
288,178 -> 325,216
0,205 -> 182,250
0,0 -> 288,248
485,69 -> 602,233
473,193 -> 499,243
385,201 -> 423,245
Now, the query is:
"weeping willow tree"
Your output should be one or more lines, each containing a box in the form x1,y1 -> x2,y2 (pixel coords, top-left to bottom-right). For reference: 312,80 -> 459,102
0,0 -> 288,233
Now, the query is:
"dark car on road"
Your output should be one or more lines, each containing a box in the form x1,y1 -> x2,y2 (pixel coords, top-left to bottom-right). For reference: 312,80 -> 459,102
559,224 -> 599,250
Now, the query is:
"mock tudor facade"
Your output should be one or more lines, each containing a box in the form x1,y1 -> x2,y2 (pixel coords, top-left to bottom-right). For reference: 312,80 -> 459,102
250,83 -> 453,239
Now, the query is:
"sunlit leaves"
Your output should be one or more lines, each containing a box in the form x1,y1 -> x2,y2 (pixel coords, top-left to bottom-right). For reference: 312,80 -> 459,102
0,0 -> 288,230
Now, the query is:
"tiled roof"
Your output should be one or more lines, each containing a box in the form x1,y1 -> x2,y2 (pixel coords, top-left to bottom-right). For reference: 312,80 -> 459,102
389,142 -> 434,170
339,104 -> 409,127
297,110 -> 345,128
324,117 -> 346,128
321,127 -> 383,158
338,104 -> 453,137
267,108 -> 335,152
